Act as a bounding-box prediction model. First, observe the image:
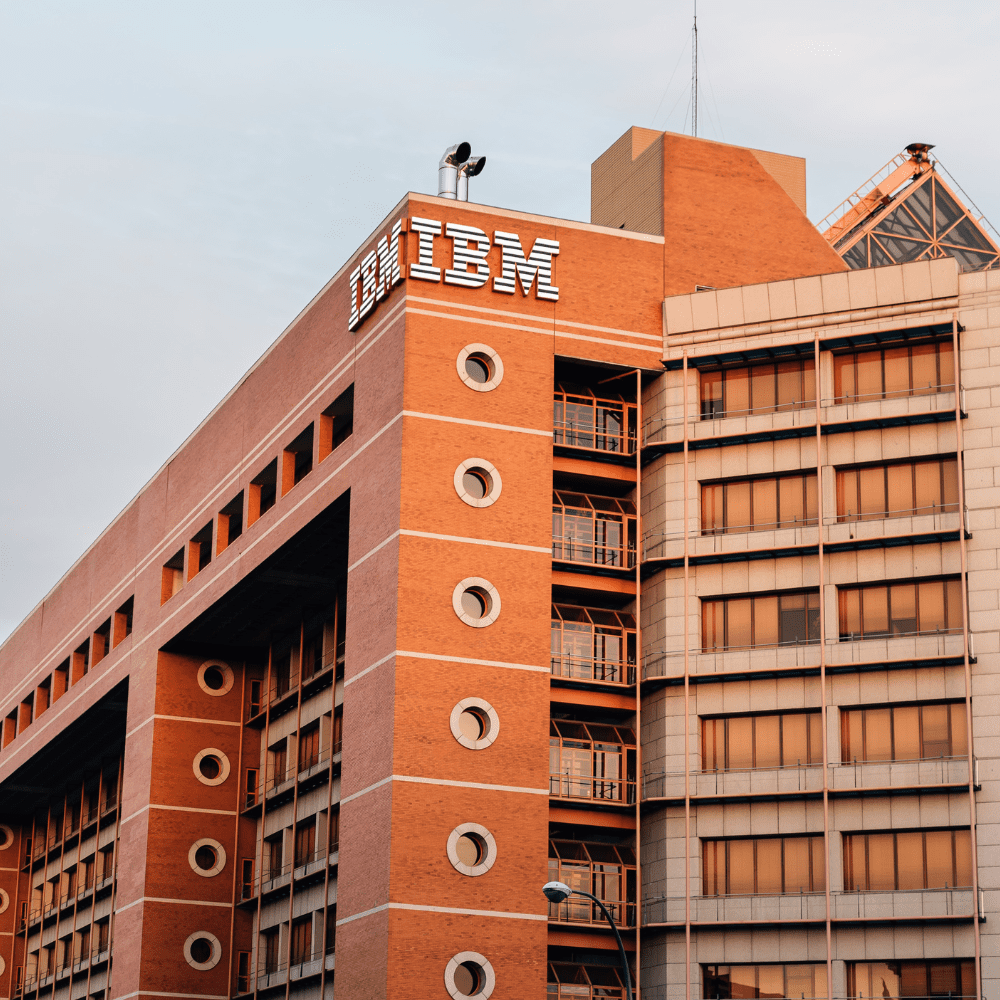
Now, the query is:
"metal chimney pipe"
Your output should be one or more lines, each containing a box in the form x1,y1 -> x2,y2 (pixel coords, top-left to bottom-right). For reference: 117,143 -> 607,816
438,142 -> 471,199
456,155 -> 486,202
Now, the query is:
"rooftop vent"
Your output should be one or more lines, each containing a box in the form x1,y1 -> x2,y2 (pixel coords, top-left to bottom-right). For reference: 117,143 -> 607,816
438,142 -> 486,202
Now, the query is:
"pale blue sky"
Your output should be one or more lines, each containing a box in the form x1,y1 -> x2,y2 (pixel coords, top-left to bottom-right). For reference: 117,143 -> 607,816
2,0 -> 998,642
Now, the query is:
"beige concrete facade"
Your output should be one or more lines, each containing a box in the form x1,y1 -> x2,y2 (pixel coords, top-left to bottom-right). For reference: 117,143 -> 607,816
639,258 -> 998,1000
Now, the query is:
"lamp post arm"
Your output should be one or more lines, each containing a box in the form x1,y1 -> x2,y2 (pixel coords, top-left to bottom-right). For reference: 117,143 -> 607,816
572,889 -> 634,1000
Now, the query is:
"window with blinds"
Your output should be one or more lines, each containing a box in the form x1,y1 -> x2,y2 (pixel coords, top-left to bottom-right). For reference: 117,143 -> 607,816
836,458 -> 959,522
840,703 -> 968,763
702,473 -> 818,535
842,829 -> 972,890
702,591 -> 820,651
847,960 -> 975,999
702,712 -> 822,771
838,578 -> 963,640
834,340 -> 954,404
702,836 -> 825,895
703,963 -> 827,1000
700,359 -> 816,420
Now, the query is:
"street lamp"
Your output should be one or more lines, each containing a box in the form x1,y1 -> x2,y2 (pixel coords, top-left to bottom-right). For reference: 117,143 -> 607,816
542,881 -> 634,1000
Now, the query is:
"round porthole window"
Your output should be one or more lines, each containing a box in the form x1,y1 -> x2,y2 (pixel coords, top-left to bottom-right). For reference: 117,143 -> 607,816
188,838 -> 227,878
445,952 -> 495,999
452,578 -> 501,628
197,661 -> 234,697
192,748 -> 231,787
183,930 -> 222,971
0,824 -> 13,850
454,458 -> 503,509
449,698 -> 500,750
447,823 -> 497,877
457,344 -> 504,392
0,888 -> 9,914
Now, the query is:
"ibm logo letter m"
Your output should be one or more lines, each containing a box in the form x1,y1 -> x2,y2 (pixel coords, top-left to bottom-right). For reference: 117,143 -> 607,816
493,231 -> 560,302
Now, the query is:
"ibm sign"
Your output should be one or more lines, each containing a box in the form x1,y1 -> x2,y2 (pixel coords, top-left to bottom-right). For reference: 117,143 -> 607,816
348,216 -> 560,332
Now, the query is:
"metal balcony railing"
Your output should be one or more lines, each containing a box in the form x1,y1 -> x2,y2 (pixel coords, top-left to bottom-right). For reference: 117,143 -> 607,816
642,887 -> 983,925
553,390 -> 637,456
642,756 -> 976,800
549,773 -> 636,804
552,534 -> 636,570
550,654 -> 636,685
547,896 -> 636,928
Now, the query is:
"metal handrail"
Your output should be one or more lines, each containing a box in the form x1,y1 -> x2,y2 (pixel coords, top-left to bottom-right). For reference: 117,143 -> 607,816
549,773 -> 636,805
550,654 -> 636,685
552,534 -> 636,570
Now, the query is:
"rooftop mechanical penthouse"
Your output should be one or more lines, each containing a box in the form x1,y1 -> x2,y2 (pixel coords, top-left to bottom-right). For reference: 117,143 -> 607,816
1,127 -> 998,1000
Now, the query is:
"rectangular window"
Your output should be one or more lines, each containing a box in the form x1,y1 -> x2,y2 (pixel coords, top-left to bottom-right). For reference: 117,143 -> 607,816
247,459 -> 278,526
35,676 -> 51,717
298,724 -> 320,772
96,918 -> 110,952
290,915 -> 312,965
2,711 -> 17,748
92,619 -> 112,665
217,491 -> 244,554
834,340 -> 954,403
841,702 -> 968,763
294,819 -> 316,867
160,549 -> 184,605
53,659 -> 69,700
843,829 -> 972,890
112,597 -> 133,647
267,837 -> 283,878
838,578 -> 963,640
332,710 -> 343,754
71,640 -> 90,684
702,712 -> 822,771
263,927 -> 280,974
319,384 -> 354,461
244,767 -> 259,808
241,858 -> 254,900
837,458 -> 959,522
271,638 -> 297,698
702,473 -> 817,535
187,521 -> 213,579
700,359 -> 815,420
847,960 -> 975,999
703,964 -> 827,1000
702,591 -> 820,651
703,836 -> 825,895
248,680 -> 263,718
301,628 -> 324,681
325,906 -> 337,953
270,742 -> 288,788
328,809 -> 340,853
237,950 -> 251,992
282,424 -> 314,495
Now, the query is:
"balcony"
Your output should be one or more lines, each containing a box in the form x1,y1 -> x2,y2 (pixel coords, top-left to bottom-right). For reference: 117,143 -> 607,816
642,382 -> 962,455
643,630 -> 972,684
250,950 -> 335,991
554,385 -> 637,458
550,721 -> 636,806
642,756 -> 975,801
548,962 -> 633,1000
548,840 -> 636,928
642,887 -> 982,925
551,605 -> 636,686
553,492 -> 637,573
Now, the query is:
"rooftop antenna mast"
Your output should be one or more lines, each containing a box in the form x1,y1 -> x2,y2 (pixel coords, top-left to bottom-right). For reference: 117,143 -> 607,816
691,0 -> 698,137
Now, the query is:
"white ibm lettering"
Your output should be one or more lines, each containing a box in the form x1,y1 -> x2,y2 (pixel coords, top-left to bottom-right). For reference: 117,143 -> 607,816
349,216 -> 561,332
444,223 -> 491,289
492,231 -> 560,301
409,217 -> 442,282
349,218 -> 405,332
